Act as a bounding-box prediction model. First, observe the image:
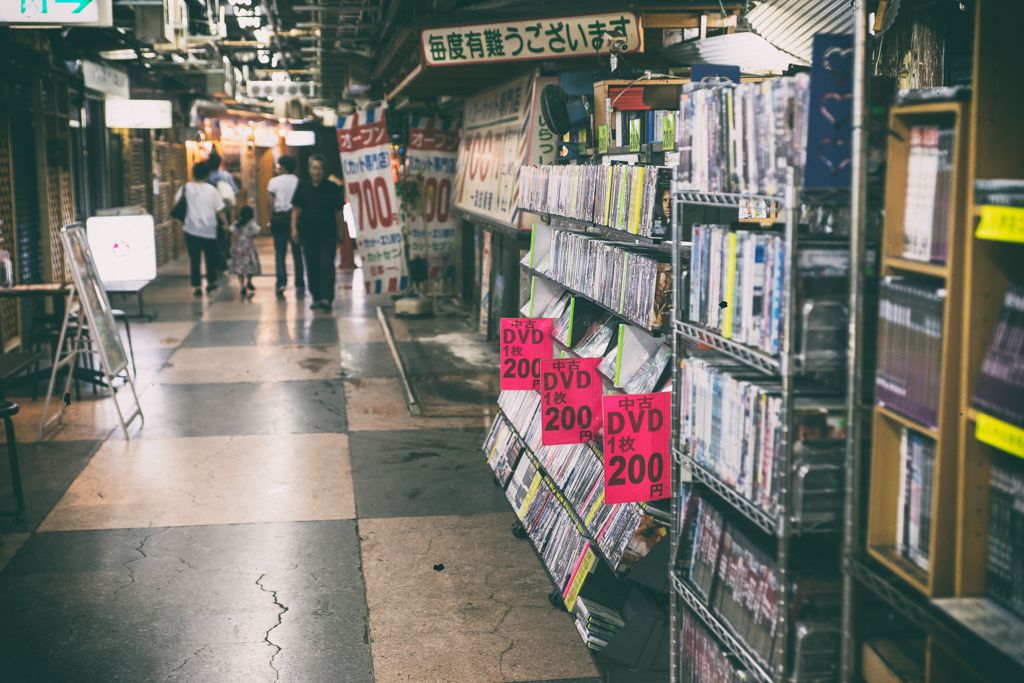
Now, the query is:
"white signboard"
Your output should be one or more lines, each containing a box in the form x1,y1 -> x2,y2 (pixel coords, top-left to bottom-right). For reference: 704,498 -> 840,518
336,107 -> 408,294
105,99 -> 172,129
405,116 -> 459,292
422,13 -> 643,67
0,0 -> 110,25
86,215 -> 157,283
83,60 -> 129,99
454,72 -> 557,229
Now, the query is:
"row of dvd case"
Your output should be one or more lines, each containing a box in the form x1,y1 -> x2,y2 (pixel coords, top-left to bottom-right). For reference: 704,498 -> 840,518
676,75 -> 810,196
495,390 -> 662,573
518,164 -> 673,239
546,229 -> 671,330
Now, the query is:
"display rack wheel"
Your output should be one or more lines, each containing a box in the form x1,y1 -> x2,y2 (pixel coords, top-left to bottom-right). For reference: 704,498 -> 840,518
511,521 -> 528,539
547,590 -> 566,611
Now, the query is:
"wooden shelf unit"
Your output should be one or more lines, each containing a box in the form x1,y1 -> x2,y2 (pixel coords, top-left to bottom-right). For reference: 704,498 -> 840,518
866,100 -> 969,598
954,0 -> 1024,627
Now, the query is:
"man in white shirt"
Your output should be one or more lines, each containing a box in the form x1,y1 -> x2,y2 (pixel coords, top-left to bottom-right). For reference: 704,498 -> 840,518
175,161 -> 228,297
266,155 -> 304,298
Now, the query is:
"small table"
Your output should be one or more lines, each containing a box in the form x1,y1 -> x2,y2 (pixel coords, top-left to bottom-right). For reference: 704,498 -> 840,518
105,279 -> 156,321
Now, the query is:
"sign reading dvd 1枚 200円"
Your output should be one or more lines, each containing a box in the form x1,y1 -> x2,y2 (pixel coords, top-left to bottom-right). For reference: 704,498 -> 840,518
499,318 -> 552,391
602,393 -> 670,503
540,358 -> 603,446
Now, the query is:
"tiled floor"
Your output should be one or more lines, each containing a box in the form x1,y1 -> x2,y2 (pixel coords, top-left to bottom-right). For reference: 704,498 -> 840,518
0,239 -> 600,683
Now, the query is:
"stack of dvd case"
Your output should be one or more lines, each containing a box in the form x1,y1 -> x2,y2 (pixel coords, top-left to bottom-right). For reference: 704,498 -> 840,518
482,414 -> 523,487
679,608 -> 749,683
518,164 -> 673,238
677,75 -> 810,195
574,597 -> 626,652
547,229 -> 670,330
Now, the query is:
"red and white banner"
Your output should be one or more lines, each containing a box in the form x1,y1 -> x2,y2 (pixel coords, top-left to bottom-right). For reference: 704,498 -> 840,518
337,107 -> 408,294
405,116 -> 459,292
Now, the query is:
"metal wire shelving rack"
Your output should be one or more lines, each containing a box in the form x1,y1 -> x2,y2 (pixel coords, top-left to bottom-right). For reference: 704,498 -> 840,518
668,170 -> 847,683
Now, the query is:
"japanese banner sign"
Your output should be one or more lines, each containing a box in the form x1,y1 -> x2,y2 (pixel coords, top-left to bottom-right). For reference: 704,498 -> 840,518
422,13 -> 643,66
500,318 -> 553,390
405,115 -> 459,292
541,358 -> 603,446
455,72 -> 557,229
602,393 -> 671,503
337,107 -> 408,294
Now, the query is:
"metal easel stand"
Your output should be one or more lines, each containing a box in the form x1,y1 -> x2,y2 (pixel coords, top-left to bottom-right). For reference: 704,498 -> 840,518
39,286 -> 144,440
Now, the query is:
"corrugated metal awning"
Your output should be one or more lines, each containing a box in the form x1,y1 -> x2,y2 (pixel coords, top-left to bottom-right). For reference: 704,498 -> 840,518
659,31 -> 797,73
746,0 -> 854,65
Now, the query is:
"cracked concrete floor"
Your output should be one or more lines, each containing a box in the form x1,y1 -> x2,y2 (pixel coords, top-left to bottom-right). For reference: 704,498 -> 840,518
0,243 -> 601,683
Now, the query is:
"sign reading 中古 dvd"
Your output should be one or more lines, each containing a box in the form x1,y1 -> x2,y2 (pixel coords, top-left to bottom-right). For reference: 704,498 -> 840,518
421,13 -> 643,67
602,392 -> 670,503
454,72 -> 557,229
541,358 -> 603,446
337,107 -> 408,294
500,318 -> 553,390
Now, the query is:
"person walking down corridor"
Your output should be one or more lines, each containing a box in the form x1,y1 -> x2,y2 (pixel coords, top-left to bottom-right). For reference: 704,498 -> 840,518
229,205 -> 261,300
267,154 -> 304,299
176,161 -> 227,297
291,154 -> 345,311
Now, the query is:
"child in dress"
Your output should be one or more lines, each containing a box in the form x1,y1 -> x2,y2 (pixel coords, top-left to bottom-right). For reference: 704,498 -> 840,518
229,205 -> 261,299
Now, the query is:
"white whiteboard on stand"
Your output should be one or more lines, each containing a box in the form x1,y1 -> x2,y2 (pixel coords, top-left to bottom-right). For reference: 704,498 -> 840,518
86,214 -> 157,283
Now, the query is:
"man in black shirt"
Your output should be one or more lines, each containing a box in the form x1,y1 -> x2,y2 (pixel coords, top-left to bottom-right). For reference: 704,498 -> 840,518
291,154 -> 346,310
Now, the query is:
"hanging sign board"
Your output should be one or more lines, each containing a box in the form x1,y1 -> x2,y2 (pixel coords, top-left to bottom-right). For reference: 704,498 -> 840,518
541,358 -> 603,446
82,60 -> 129,99
405,115 -> 459,291
602,392 -> 671,503
337,107 -> 408,294
86,214 -> 157,283
805,34 -> 854,189
1,0 -> 109,25
455,72 -> 557,229
500,318 -> 552,390
105,100 -> 172,129
422,13 -> 643,66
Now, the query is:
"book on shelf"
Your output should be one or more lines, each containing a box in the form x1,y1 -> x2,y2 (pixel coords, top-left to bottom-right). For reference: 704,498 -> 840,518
894,427 -> 936,573
679,607 -> 750,683
687,224 -> 849,366
482,414 -> 522,487
518,164 -> 673,239
547,228 -> 671,329
612,109 -> 676,149
972,285 -> 1024,429
677,75 -> 809,195
678,355 -> 846,516
679,492 -> 841,673
987,452 -> 1024,620
875,277 -> 946,429
902,124 -> 954,264
975,178 -> 1024,208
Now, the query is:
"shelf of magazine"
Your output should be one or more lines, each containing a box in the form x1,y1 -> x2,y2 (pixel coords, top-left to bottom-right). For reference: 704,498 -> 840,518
497,407 -> 667,578
521,263 -> 664,335
846,557 -> 1024,679
671,572 -> 771,683
672,446 -> 841,538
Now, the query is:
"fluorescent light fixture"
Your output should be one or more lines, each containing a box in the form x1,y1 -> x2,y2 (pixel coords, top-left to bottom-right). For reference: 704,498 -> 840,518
284,130 -> 315,146
106,99 -> 173,129
254,127 -> 280,147
98,49 -> 138,60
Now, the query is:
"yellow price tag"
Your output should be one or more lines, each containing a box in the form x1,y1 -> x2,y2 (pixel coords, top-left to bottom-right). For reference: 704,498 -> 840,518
976,205 -> 1024,244
976,411 -> 1024,459
563,548 -> 596,611
518,473 -> 544,519
585,492 -> 605,525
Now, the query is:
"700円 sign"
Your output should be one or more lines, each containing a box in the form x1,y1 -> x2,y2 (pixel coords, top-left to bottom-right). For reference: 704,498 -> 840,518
602,392 -> 670,503
500,318 -> 552,390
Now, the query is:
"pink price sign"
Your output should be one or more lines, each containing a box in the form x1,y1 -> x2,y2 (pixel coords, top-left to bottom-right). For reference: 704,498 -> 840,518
500,318 -> 553,390
602,392 -> 671,503
540,358 -> 603,446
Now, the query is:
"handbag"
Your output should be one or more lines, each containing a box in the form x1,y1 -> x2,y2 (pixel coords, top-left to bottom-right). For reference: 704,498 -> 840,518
171,184 -> 188,222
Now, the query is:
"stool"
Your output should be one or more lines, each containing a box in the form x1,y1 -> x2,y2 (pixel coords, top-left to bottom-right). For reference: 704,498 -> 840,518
111,309 -> 137,377
0,400 -> 23,520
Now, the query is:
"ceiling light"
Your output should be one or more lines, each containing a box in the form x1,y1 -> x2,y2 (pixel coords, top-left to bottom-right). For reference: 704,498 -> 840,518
99,49 -> 138,60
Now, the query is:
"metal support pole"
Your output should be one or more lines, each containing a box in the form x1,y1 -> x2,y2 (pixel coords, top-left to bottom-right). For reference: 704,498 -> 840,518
669,170 -> 680,683
842,1 -> 872,681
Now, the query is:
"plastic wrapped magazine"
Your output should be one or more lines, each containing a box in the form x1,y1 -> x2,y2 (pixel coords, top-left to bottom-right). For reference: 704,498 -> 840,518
622,345 -> 672,395
574,316 -> 616,358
